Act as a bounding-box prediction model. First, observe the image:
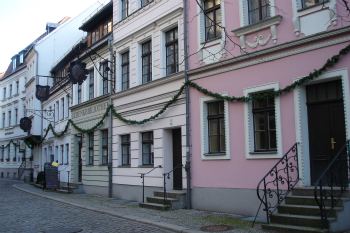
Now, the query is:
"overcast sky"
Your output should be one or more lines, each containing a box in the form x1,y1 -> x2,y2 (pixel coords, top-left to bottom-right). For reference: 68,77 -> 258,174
0,0 -> 107,72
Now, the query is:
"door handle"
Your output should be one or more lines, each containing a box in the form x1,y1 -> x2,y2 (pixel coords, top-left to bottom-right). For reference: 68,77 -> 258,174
330,137 -> 336,150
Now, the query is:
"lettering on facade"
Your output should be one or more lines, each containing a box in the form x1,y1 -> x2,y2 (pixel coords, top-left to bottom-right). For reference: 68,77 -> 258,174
72,102 -> 108,120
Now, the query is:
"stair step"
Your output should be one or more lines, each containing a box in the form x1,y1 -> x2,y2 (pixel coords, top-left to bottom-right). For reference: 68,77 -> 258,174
270,213 -> 334,228
286,195 -> 345,207
139,202 -> 170,210
278,204 -> 340,217
293,187 -> 349,197
146,196 -> 178,205
262,223 -> 327,233
56,189 -> 73,194
154,190 -> 186,199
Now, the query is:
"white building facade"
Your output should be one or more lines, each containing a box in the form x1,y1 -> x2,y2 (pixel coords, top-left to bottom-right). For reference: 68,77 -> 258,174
111,0 -> 187,203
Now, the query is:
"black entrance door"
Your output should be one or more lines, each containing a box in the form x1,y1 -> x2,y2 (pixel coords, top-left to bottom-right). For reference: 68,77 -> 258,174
307,80 -> 347,184
78,141 -> 82,183
172,128 -> 182,190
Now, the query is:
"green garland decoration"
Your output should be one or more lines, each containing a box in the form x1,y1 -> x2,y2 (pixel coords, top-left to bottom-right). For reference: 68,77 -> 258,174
188,43 -> 350,101
21,43 -> 350,148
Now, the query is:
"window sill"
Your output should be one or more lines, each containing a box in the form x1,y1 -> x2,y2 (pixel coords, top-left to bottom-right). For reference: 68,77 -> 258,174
202,153 -> 230,160
118,165 -> 131,168
201,37 -> 222,47
232,15 -> 282,37
246,151 -> 281,160
138,165 -> 154,168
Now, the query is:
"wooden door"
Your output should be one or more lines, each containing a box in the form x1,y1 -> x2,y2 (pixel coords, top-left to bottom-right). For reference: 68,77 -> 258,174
307,80 -> 346,184
172,128 -> 182,190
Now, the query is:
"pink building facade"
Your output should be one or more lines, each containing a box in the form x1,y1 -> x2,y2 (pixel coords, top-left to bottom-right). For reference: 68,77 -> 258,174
187,0 -> 350,219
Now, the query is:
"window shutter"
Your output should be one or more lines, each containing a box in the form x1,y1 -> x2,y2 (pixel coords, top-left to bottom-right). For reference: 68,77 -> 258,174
295,0 -> 302,11
199,5 -> 205,43
242,0 -> 249,26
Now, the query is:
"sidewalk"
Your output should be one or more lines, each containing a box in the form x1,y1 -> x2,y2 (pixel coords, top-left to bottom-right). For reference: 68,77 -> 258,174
13,183 -> 267,233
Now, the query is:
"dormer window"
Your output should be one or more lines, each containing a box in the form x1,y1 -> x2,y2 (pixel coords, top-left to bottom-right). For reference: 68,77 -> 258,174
12,58 -> 17,71
19,53 -> 24,64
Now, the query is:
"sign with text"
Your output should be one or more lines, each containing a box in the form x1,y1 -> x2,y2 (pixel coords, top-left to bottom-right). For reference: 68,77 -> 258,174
44,164 -> 58,189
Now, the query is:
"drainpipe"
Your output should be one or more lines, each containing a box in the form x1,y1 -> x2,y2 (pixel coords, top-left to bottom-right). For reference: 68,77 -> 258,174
183,0 -> 192,209
108,34 -> 114,198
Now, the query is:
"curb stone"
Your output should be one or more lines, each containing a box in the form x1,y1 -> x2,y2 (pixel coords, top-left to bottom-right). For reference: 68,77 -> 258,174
13,184 -> 202,233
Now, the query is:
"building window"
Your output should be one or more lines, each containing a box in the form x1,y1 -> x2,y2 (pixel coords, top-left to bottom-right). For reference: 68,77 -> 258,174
121,0 -> 129,19
252,93 -> 276,152
91,28 -> 100,44
88,132 -> 94,165
16,81 -> 19,94
103,19 -> 112,36
165,27 -> 179,75
61,98 -> 64,120
141,0 -> 153,7
15,108 -> 18,125
89,69 -> 94,100
77,84 -> 82,104
2,113 -> 5,128
65,144 -> 69,165
101,62 -> 109,95
8,111 -> 11,127
101,130 -> 108,165
142,132 -> 153,165
49,146 -> 54,162
301,0 -> 326,9
207,101 -> 226,154
55,146 -> 58,162
121,135 -> 130,166
7,147 -> 10,161
66,95 -> 70,118
44,148 -> 48,163
56,101 -> 59,122
248,0 -> 270,24
12,58 -> 16,70
9,84 -> 12,97
142,41 -> 152,84
204,0 -> 222,41
3,87 -> 6,100
60,145 -> 64,164
121,51 -> 130,91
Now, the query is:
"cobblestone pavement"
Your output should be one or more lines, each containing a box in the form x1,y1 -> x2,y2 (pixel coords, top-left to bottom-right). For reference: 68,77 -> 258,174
8,179 -> 269,233
0,179 -> 175,233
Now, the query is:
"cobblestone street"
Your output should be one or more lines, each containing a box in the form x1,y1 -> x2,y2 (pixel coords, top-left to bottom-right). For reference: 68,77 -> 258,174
0,180 -> 174,233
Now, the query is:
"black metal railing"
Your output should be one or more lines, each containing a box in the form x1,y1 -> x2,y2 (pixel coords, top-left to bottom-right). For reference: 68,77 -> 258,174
163,164 -> 183,204
254,143 -> 299,224
140,165 -> 162,203
314,140 -> 350,229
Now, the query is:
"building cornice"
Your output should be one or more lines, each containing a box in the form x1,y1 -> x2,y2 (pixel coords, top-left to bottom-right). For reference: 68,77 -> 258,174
112,71 -> 184,100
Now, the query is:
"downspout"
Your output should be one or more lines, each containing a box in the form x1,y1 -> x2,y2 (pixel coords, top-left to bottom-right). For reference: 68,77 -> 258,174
108,34 -> 114,198
183,0 -> 192,209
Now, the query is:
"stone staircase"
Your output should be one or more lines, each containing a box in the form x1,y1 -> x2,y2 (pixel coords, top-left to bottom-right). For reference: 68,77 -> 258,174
262,187 -> 350,233
139,190 -> 186,210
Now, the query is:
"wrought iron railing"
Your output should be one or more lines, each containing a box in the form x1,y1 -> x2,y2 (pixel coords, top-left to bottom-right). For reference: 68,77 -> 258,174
314,140 -> 350,229
254,143 -> 299,224
140,165 -> 162,203
162,164 -> 183,204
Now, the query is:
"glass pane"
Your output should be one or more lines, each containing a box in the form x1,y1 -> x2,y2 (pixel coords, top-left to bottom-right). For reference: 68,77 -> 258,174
254,113 -> 266,131
209,119 -> 219,135
268,111 -> 276,130
255,131 -> 267,150
205,0 -> 214,9
269,130 -> 277,149
220,135 -> 226,152
209,135 -> 219,152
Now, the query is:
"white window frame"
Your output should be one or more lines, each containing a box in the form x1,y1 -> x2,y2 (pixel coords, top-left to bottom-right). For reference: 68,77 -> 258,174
200,96 -> 230,160
244,82 -> 282,159
198,0 -> 226,45
239,0 -> 276,27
